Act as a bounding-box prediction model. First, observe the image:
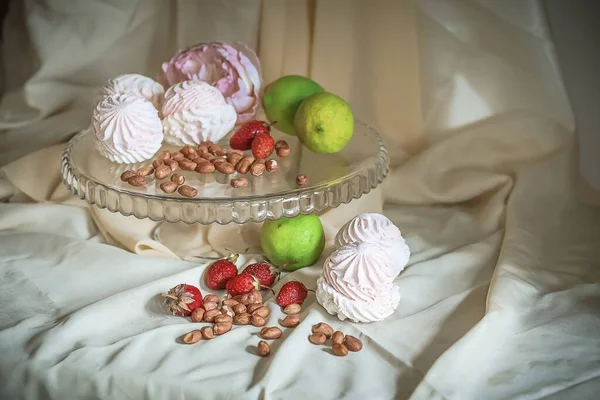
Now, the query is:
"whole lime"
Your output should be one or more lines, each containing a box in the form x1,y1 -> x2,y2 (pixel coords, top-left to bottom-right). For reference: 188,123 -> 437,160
261,214 -> 325,270
262,75 -> 324,135
294,92 -> 354,154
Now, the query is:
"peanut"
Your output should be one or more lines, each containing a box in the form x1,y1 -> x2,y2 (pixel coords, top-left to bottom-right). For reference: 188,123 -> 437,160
233,303 -> 247,315
221,306 -> 235,317
214,161 -> 235,175
233,312 -> 251,325
201,326 -> 214,340
197,144 -> 209,154
257,340 -> 270,357
280,316 -> 300,328
235,157 -> 254,174
249,290 -> 263,304
344,335 -> 363,352
187,153 -> 202,162
155,164 -> 171,179
180,145 -> 196,156
170,173 -> 185,185
332,331 -> 345,345
265,159 -> 278,172
214,314 -> 233,324
203,301 -> 218,311
275,140 -> 290,157
260,327 -> 282,340
250,160 -> 266,176
230,178 -> 249,188
191,307 -> 205,323
247,303 -> 263,314
127,175 -> 145,187
183,330 -> 202,344
158,151 -> 171,161
296,174 -> 308,187
195,161 -> 215,174
213,321 -> 232,335
171,151 -> 185,161
251,315 -> 266,327
137,167 -> 154,177
222,299 -> 239,307
152,159 -> 164,169
252,306 -> 270,319
203,294 -> 219,303
308,333 -> 326,345
178,185 -> 198,197
179,159 -> 198,171
229,149 -> 244,156
120,170 -> 137,182
200,153 -> 216,162
164,159 -> 179,171
160,181 -> 178,193
214,150 -> 227,158
332,343 -> 349,357
227,152 -> 244,166
203,309 -> 221,323
283,304 -> 301,315
208,144 -> 222,154
312,322 -> 334,338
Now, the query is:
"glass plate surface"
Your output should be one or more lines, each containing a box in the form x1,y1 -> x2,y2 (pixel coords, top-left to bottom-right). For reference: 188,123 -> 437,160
61,120 -> 389,224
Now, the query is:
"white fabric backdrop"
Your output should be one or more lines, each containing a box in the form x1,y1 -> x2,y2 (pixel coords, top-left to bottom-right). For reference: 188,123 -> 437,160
1,0 -> 599,399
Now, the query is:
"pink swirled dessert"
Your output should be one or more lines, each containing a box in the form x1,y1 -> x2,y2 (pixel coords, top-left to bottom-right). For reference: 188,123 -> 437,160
100,73 -> 165,110
161,42 -> 262,124
161,80 -> 237,145
335,213 -> 410,275
316,213 -> 409,323
92,93 -> 163,163
317,242 -> 401,323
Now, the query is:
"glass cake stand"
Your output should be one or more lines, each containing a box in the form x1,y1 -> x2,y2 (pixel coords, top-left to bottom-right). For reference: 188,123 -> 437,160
61,120 -> 389,255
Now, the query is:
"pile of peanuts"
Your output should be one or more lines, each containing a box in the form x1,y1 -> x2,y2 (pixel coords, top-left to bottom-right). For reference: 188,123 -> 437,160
119,139 -> 305,197
181,292 -> 362,358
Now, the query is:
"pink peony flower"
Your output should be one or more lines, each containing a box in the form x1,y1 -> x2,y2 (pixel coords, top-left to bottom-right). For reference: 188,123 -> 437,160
162,42 -> 262,124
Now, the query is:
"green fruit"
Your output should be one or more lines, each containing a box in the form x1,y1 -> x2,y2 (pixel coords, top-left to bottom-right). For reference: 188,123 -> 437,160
294,92 -> 354,154
261,214 -> 325,271
262,75 -> 324,135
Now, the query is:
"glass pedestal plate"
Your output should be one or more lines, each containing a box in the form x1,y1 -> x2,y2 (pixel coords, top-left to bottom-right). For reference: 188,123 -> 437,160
61,120 -> 389,258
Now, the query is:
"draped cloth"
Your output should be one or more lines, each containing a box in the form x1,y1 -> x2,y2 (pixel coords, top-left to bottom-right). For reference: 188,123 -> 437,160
0,1 -> 599,399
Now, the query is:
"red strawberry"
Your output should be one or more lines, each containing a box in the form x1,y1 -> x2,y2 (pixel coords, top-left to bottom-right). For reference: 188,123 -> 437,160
161,284 -> 203,316
251,132 -> 275,159
276,281 -> 308,306
230,120 -> 272,150
243,262 -> 280,287
205,254 -> 239,290
226,273 -> 260,296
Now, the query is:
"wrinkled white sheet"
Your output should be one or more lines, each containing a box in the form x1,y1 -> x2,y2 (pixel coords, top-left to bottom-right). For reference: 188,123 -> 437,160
1,1 -> 600,399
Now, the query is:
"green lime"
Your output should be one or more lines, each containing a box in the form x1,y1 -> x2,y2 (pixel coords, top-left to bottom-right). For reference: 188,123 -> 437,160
261,214 -> 325,270
262,75 -> 324,135
294,92 -> 354,154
